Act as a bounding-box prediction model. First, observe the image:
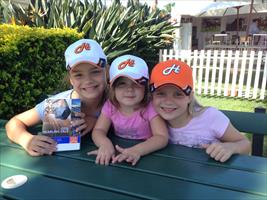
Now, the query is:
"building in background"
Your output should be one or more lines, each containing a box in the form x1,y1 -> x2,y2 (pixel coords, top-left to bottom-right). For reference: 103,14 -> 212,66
170,0 -> 267,50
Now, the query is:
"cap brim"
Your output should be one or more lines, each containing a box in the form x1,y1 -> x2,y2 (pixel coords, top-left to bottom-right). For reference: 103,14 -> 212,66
69,61 -> 101,71
110,73 -> 143,87
153,79 -> 188,91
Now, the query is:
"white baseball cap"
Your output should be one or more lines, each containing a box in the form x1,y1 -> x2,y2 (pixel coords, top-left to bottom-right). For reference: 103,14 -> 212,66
65,39 -> 107,70
109,55 -> 149,86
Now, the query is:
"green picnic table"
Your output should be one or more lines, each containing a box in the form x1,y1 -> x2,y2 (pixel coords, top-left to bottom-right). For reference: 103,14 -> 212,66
0,121 -> 266,199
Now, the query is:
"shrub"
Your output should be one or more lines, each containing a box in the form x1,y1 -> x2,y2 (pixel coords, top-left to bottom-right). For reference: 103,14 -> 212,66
0,24 -> 83,119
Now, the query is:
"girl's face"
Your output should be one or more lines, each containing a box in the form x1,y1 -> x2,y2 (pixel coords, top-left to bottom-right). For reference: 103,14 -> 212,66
152,85 -> 192,124
114,77 -> 145,110
69,63 -> 106,101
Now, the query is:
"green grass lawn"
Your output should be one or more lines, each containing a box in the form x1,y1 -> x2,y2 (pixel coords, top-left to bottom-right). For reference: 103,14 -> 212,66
196,95 -> 267,112
196,95 -> 267,157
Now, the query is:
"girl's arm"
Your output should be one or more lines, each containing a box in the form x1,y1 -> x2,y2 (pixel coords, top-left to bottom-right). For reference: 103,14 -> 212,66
5,108 -> 57,156
113,115 -> 168,165
204,123 -> 251,162
87,113 -> 115,165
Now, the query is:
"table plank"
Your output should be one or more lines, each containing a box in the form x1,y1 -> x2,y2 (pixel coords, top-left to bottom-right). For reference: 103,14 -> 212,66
0,166 -> 138,200
2,133 -> 266,174
1,131 -> 267,196
109,135 -> 267,173
59,144 -> 267,196
1,122 -> 266,199
1,120 -> 266,174
1,146 -> 264,200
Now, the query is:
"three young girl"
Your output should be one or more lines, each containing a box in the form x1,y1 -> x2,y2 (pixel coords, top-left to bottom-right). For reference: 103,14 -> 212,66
6,37 -> 250,163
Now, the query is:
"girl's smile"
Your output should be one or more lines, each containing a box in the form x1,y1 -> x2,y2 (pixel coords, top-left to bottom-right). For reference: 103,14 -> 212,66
152,85 -> 192,128
160,106 -> 177,113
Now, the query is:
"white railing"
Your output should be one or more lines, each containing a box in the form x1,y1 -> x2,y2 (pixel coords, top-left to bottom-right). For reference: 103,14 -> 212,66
159,49 -> 267,100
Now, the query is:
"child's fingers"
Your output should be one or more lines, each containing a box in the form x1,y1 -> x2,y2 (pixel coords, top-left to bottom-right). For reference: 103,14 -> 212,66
220,153 -> 231,162
118,154 -> 128,162
112,154 -> 120,163
73,112 -> 85,118
115,145 -> 124,153
76,123 -> 87,132
201,144 -> 210,149
210,146 -> 223,158
37,135 -> 57,145
31,145 -> 51,156
80,130 -> 88,137
112,155 -> 119,164
87,150 -> 98,156
104,155 -> 111,166
205,143 -> 217,154
71,118 -> 85,129
95,153 -> 102,164
30,146 -> 44,156
100,155 -> 108,165
126,156 -> 134,163
79,125 -> 89,136
97,153 -> 108,165
112,154 -> 125,163
118,154 -> 127,162
131,158 -> 139,166
28,150 -> 42,157
111,156 -> 117,164
31,137 -> 57,153
214,150 -> 225,161
35,141 -> 56,153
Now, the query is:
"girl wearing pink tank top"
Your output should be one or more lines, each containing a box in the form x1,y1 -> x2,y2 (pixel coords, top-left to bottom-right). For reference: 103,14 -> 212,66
88,55 -> 168,166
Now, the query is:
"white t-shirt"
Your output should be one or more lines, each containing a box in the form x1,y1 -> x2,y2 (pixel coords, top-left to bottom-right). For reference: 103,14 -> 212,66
168,107 -> 229,148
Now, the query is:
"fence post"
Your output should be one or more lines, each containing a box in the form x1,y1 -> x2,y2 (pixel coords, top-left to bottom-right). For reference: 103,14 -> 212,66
252,107 -> 266,156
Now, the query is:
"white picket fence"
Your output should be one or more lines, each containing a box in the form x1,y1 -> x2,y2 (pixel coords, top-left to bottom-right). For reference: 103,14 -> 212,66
159,49 -> 267,100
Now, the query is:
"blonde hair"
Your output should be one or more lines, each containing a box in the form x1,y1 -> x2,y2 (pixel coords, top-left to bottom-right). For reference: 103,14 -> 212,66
188,94 -> 208,117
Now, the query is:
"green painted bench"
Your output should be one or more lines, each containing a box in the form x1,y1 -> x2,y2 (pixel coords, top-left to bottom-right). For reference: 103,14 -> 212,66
222,107 -> 267,156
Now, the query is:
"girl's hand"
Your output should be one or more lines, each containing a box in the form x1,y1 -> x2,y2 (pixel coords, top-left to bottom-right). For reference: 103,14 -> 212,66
71,112 -> 97,136
202,143 -> 234,162
26,135 -> 57,156
87,143 -> 115,166
112,145 -> 141,166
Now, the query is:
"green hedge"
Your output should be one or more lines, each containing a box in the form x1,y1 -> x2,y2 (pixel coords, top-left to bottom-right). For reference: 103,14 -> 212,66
0,24 -> 83,119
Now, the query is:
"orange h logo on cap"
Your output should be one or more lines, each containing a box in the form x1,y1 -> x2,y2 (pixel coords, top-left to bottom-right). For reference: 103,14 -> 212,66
75,43 -> 91,54
118,59 -> 135,70
163,64 -> 180,75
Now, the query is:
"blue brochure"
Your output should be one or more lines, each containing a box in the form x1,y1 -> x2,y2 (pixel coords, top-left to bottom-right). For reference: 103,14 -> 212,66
41,98 -> 81,151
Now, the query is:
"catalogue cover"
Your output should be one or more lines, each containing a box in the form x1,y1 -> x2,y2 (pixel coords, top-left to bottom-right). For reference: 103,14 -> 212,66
41,98 -> 81,151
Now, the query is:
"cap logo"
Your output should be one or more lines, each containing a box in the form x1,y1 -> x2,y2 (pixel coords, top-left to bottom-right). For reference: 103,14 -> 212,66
118,59 -> 135,70
74,43 -> 91,54
163,64 -> 180,75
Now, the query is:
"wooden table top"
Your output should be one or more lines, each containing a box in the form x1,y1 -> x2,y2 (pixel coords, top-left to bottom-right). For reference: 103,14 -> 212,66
0,122 -> 266,199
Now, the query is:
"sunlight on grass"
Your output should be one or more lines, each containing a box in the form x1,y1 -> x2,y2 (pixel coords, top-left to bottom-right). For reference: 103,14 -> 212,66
196,95 -> 267,112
